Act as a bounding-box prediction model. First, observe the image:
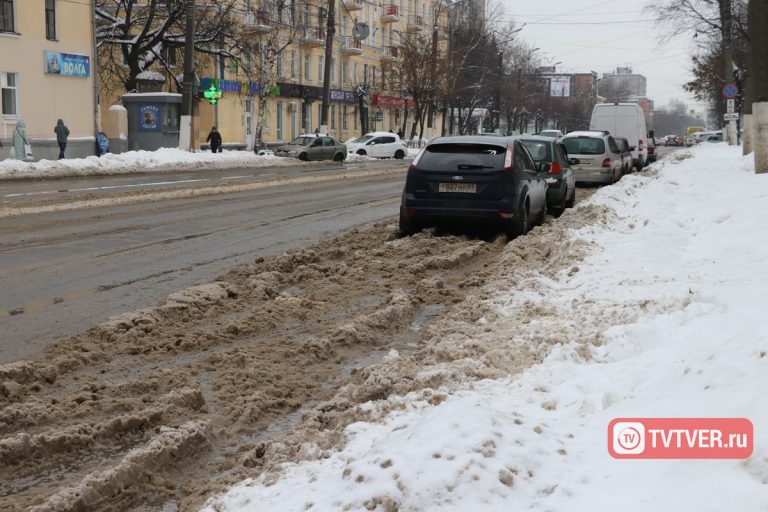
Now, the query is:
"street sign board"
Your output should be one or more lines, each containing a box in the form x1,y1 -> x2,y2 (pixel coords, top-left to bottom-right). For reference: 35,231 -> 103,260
727,99 -> 735,113
724,112 -> 739,121
722,83 -> 739,99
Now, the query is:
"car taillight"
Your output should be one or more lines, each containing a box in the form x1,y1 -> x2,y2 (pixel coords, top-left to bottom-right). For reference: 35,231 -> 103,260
601,158 -> 612,168
409,146 -> 426,169
504,145 -> 513,170
548,162 -> 562,174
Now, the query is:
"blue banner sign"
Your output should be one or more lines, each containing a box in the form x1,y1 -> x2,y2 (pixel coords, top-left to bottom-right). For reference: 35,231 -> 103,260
138,104 -> 161,132
45,51 -> 91,78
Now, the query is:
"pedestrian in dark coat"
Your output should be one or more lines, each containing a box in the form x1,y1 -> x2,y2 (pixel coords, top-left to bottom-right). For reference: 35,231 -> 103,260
206,126 -> 223,153
54,119 -> 70,159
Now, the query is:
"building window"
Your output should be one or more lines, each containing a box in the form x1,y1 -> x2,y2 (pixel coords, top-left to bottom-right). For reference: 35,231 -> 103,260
342,61 -> 348,85
290,50 -> 296,78
45,0 -> 56,40
276,101 -> 283,140
162,46 -> 177,67
1,0 -> 15,32
353,107 -> 358,129
1,72 -> 18,116
331,104 -> 336,129
277,53 -> 285,77
318,55 -> 324,82
304,54 -> 311,81
330,58 -> 336,84
342,105 -> 348,130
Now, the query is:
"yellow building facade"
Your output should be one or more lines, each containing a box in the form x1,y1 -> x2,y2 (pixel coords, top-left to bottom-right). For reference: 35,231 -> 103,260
0,0 -> 97,160
189,0 -> 448,149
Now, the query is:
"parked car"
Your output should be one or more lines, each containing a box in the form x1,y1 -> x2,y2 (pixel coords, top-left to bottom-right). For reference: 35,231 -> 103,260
646,136 -> 657,164
275,134 -> 347,161
613,137 -> 635,174
700,131 -> 723,142
347,132 -> 407,159
590,103 -> 648,171
561,131 -> 623,185
521,136 -> 576,216
398,135 -> 547,239
538,129 -> 564,138
665,135 -> 683,147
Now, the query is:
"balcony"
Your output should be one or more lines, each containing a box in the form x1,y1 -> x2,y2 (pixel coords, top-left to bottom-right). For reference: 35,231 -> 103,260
380,46 -> 400,63
303,26 -> 325,47
406,15 -> 424,32
381,4 -> 400,23
341,36 -> 363,55
243,10 -> 271,35
342,0 -> 363,10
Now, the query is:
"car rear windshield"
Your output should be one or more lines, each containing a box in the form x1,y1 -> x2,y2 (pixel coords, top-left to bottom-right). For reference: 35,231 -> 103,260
418,143 -> 506,170
539,131 -> 560,138
521,140 -> 552,162
563,137 -> 605,155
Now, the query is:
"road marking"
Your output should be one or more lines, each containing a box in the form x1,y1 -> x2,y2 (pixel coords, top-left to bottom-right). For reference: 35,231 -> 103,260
2,178 -> 212,198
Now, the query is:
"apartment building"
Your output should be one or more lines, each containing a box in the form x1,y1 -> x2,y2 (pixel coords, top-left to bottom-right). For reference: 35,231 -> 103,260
1,0 -> 97,160
195,0 -> 448,148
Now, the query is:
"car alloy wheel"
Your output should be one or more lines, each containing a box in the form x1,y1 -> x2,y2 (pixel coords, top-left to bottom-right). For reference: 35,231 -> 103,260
299,153 -> 309,161
394,149 -> 405,159
357,149 -> 367,156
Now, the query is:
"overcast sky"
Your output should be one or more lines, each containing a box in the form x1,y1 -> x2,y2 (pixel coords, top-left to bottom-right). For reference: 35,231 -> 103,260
498,0 -> 704,112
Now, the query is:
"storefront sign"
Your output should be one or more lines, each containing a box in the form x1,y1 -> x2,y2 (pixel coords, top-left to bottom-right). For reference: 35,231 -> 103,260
138,104 -> 161,131
277,82 -> 303,98
44,51 -> 90,78
330,89 -> 357,103
372,95 -> 413,109
201,78 -> 259,96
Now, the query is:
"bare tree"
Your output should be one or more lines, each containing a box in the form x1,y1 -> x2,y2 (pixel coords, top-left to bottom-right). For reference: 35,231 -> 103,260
237,1 -> 305,147
96,0 -> 240,93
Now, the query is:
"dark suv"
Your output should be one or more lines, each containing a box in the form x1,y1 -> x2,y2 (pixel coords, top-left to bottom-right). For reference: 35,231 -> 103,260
398,135 -> 547,238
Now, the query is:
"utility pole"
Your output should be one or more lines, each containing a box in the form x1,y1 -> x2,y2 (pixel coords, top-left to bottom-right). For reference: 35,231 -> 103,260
720,0 -> 736,145
749,0 -> 768,172
319,0 -> 335,134
425,23 -> 439,140
179,0 -> 196,150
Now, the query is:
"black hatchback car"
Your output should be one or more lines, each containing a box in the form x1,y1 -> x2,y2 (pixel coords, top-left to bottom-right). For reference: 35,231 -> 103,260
398,135 -> 547,238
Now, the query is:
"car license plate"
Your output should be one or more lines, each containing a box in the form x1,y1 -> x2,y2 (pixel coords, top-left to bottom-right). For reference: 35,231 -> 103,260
439,182 -> 476,193
578,159 -> 591,165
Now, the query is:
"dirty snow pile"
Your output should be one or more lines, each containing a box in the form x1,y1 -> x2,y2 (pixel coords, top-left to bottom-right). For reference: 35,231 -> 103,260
204,144 -> 768,511
0,148 -> 301,180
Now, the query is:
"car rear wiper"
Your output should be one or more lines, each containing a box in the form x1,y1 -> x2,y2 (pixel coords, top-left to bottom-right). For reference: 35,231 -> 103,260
457,164 -> 494,169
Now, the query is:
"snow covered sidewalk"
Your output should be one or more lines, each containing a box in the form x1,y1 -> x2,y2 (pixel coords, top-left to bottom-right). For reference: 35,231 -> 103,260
204,144 -> 768,511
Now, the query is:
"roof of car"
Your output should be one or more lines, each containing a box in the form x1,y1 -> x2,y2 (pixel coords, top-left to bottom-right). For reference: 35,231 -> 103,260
520,135 -> 559,143
563,130 -> 610,138
362,131 -> 400,138
428,135 -> 520,145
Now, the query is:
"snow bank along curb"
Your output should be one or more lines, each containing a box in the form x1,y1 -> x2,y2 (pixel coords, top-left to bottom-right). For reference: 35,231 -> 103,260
0,147 -> 389,181
203,144 -> 768,511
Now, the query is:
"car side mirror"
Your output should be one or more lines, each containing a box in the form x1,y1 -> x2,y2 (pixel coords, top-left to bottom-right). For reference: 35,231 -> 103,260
369,141 -> 376,145
311,140 -> 321,146
538,162 -> 551,173
569,158 -> 579,165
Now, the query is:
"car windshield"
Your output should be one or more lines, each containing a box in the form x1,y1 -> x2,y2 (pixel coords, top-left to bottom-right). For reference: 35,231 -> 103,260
352,135 -> 375,144
521,140 -> 551,163
418,143 -> 506,170
563,137 -> 605,155
539,131 -> 560,138
288,136 -> 314,146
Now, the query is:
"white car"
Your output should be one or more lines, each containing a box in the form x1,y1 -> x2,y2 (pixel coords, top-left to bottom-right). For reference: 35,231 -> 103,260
347,132 -> 408,159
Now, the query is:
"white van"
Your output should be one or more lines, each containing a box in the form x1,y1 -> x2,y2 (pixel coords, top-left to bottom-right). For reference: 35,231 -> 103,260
590,103 -> 648,171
